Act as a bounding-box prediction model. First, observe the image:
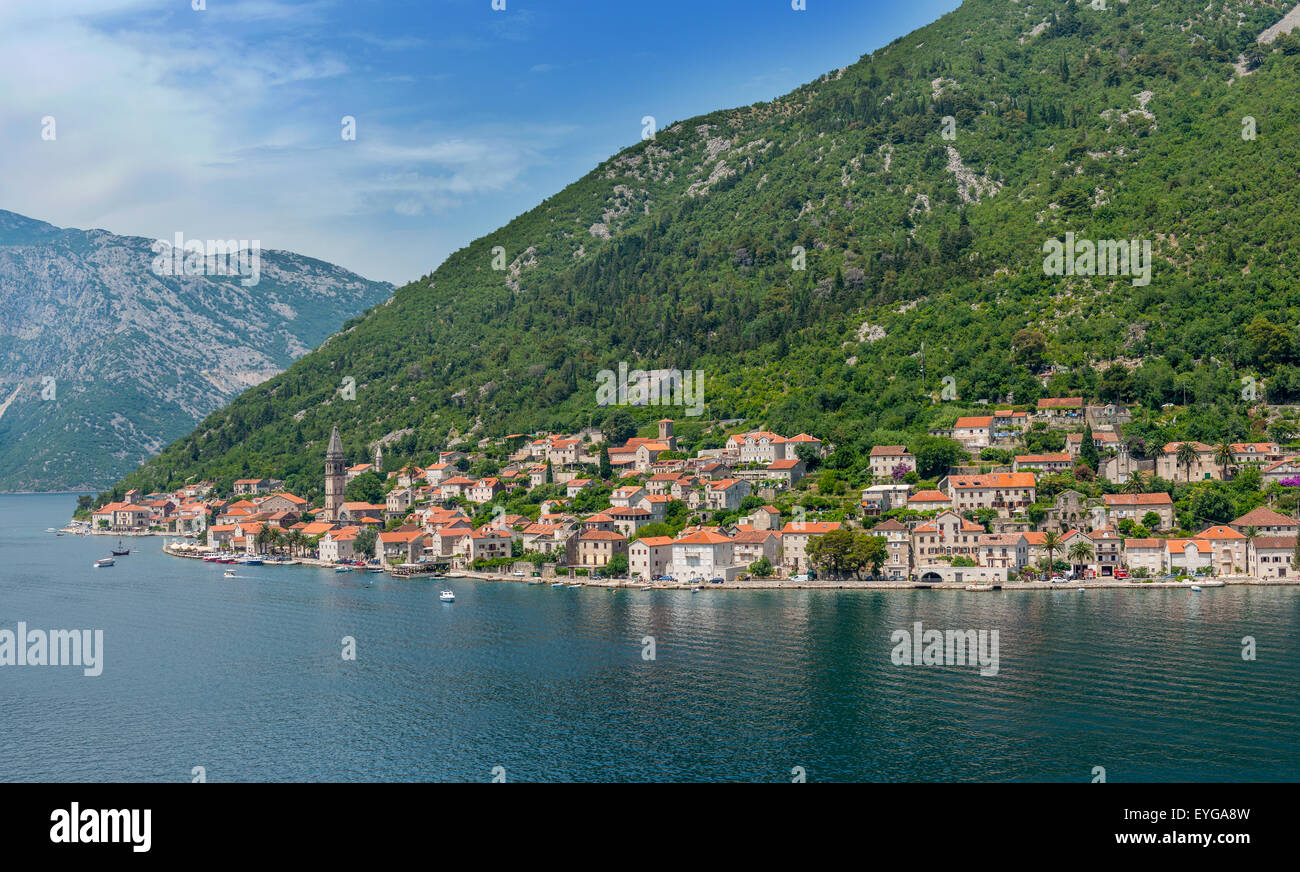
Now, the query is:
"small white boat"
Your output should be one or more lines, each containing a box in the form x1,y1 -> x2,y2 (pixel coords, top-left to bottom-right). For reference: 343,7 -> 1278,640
45,527 -> 56,533
334,566 -> 352,573
224,570 -> 237,578
1077,587 -> 1086,593
93,557 -> 115,568
1189,585 -> 1202,592
439,590 -> 455,602
551,581 -> 565,587
566,583 -> 581,589
691,586 -> 700,593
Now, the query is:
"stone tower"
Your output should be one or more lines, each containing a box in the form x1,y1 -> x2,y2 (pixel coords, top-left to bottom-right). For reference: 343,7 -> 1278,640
373,441 -> 383,473
325,425 -> 346,520
657,418 -> 676,450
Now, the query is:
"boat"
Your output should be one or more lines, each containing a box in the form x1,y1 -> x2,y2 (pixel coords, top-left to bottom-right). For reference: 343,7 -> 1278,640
238,556 -> 263,566
45,527 -> 56,533
566,582 -> 582,588
1190,585 -> 1202,592
223,570 -> 237,578
1077,587 -> 1086,593
551,581 -> 565,587
334,566 -> 352,573
111,540 -> 130,556
93,557 -> 115,568
691,586 -> 700,593
439,590 -> 455,602
368,568 -> 386,574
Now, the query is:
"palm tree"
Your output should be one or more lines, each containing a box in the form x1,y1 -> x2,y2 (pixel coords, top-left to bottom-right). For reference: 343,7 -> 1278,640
1042,530 -> 1063,575
1176,441 -> 1199,483
1068,541 -> 1095,576
1213,442 -> 1234,481
1245,525 -> 1259,540
1122,470 -> 1147,494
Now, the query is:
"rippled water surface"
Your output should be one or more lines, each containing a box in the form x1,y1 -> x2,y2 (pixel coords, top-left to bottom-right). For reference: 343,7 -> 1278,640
2,494 -> 1297,782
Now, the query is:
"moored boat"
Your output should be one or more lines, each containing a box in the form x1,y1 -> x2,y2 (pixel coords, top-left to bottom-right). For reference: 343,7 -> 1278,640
439,590 -> 455,602
93,557 -> 115,568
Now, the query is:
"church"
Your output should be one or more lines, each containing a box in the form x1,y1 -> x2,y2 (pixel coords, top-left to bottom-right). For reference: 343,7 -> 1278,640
323,425 -> 384,521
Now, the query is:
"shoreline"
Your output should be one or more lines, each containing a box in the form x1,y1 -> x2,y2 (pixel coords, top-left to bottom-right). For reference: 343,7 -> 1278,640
157,544 -> 1300,590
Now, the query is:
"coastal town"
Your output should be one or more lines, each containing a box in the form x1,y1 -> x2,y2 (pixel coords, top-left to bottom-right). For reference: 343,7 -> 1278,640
75,399 -> 1300,587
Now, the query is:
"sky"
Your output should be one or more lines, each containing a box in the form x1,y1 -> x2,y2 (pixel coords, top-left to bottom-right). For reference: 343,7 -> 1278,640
1,0 -> 962,285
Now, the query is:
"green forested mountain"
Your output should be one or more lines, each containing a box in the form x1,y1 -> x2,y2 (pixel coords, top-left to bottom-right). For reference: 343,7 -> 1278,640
104,0 -> 1300,503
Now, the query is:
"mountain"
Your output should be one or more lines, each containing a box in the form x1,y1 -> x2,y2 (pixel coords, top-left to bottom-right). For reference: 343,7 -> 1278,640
0,210 -> 392,491
101,0 -> 1300,503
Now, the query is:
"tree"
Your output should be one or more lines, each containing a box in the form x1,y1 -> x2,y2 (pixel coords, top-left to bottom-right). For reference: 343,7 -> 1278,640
1175,442 -> 1199,483
607,553 -> 629,576
1080,424 -> 1100,471
601,409 -> 637,446
1213,442 -> 1234,480
599,444 -> 612,480
1141,510 -> 1162,530
749,557 -> 774,577
794,442 -> 822,470
1189,491 -> 1232,526
911,436 -> 966,478
1012,329 -> 1048,370
1068,540 -> 1094,574
1122,471 -> 1147,494
1042,531 -> 1062,574
353,527 -> 377,559
345,471 -> 384,504
545,459 -> 553,484
850,534 -> 889,578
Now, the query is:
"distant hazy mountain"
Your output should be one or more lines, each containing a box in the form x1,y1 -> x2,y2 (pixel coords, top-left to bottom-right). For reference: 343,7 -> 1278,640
0,210 -> 392,491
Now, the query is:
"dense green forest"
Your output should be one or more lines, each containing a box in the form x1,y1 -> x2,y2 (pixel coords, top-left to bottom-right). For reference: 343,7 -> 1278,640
100,0 -> 1300,505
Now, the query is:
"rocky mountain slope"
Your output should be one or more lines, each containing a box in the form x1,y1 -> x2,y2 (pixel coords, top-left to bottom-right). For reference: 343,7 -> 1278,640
0,210 -> 391,491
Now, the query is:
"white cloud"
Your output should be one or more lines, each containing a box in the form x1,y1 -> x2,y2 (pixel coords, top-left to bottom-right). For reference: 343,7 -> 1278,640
0,0 -> 565,284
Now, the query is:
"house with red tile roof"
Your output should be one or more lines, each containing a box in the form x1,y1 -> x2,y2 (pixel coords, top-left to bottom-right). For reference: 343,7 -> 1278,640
779,520 -> 841,573
1103,492 -> 1174,530
952,416 -> 994,449
946,472 -> 1037,514
1229,507 -> 1299,536
906,490 -> 952,512
868,445 -> 914,479
1248,535 -> 1297,578
911,511 -> 984,568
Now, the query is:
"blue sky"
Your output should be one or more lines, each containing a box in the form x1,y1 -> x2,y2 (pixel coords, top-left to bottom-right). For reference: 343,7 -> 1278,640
2,0 -> 960,284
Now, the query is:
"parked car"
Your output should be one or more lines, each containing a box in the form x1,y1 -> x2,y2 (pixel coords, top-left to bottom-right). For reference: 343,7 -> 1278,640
708,577 -> 724,584
791,573 -> 810,582
592,573 -> 607,580
1049,575 -> 1068,583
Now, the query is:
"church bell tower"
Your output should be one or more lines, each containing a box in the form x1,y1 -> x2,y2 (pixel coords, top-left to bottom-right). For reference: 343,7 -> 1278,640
325,425 -> 346,520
